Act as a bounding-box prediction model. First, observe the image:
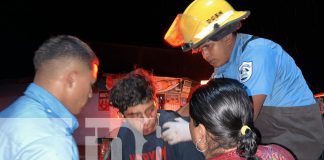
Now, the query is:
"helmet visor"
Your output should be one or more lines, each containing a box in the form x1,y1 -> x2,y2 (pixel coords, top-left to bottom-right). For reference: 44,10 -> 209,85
164,14 -> 185,47
164,14 -> 210,51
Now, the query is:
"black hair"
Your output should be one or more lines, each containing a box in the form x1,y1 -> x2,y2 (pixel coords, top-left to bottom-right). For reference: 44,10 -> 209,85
109,68 -> 155,114
189,78 -> 258,159
33,35 -> 97,70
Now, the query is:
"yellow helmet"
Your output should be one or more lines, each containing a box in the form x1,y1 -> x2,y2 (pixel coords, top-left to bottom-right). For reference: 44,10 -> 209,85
164,0 -> 250,52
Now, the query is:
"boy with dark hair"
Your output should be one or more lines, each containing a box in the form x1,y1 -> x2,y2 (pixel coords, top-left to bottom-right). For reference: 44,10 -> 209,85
109,68 -> 204,160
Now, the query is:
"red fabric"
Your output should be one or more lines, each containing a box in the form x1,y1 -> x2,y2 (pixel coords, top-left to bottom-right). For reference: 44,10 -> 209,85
208,144 -> 295,160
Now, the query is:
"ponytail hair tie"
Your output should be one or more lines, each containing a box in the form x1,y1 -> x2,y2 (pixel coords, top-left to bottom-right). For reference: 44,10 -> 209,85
240,125 -> 251,135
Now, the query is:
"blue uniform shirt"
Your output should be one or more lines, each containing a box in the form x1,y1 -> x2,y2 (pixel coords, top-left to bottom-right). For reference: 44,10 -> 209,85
0,83 -> 79,160
214,33 -> 315,107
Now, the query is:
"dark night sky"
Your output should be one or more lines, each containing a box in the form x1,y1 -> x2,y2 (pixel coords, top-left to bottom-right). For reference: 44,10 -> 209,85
1,0 -> 323,93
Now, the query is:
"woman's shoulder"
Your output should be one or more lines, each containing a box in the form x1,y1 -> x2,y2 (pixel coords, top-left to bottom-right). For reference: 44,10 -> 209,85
256,144 -> 295,160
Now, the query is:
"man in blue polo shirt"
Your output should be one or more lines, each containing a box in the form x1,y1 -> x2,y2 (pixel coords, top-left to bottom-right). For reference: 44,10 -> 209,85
0,35 -> 99,160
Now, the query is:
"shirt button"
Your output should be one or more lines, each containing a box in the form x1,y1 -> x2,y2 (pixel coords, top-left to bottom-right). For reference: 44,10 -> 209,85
46,109 -> 52,113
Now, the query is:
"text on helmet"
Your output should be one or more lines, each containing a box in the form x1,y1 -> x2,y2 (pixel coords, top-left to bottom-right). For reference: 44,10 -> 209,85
206,11 -> 223,24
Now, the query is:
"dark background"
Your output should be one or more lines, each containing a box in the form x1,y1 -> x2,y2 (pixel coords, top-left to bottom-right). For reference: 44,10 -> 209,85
1,0 -> 323,93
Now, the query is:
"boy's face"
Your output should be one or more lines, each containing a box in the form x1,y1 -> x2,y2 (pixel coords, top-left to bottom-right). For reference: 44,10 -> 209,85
123,100 -> 158,135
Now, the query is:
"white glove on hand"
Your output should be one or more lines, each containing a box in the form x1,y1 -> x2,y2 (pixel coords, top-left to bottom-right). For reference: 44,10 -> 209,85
161,117 -> 192,145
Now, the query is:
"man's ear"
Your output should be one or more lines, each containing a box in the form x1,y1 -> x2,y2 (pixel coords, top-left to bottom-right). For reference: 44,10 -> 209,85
223,33 -> 232,42
236,22 -> 242,30
221,33 -> 235,48
65,70 -> 78,89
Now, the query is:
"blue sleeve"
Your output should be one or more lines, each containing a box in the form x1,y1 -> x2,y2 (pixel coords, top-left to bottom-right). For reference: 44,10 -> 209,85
240,43 -> 276,96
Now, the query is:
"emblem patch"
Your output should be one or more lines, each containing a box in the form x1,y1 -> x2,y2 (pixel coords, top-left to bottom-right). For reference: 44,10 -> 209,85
239,62 -> 252,83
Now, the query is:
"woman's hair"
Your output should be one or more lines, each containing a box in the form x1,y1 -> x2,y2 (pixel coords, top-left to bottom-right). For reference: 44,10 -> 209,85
109,68 -> 156,114
189,78 -> 258,159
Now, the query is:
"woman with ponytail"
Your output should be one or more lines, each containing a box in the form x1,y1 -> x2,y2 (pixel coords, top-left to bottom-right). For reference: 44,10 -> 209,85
189,78 -> 294,159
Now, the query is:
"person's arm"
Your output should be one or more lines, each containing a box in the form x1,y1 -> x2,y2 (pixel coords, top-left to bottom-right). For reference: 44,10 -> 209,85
251,94 -> 266,121
240,41 -> 276,121
19,136 -> 78,160
161,117 -> 191,145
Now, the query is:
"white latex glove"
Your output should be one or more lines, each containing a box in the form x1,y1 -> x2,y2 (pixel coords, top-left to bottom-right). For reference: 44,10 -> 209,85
161,117 -> 192,145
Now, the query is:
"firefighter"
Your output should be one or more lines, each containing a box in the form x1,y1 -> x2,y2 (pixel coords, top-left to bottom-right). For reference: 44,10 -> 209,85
162,0 -> 324,159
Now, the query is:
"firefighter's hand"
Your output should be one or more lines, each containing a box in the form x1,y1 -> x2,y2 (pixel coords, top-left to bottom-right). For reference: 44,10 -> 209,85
161,117 -> 191,145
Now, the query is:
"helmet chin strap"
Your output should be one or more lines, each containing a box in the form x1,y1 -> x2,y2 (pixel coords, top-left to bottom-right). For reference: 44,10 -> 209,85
209,21 -> 241,41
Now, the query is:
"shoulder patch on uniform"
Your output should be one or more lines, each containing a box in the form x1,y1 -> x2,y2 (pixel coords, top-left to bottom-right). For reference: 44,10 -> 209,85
239,62 -> 253,83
